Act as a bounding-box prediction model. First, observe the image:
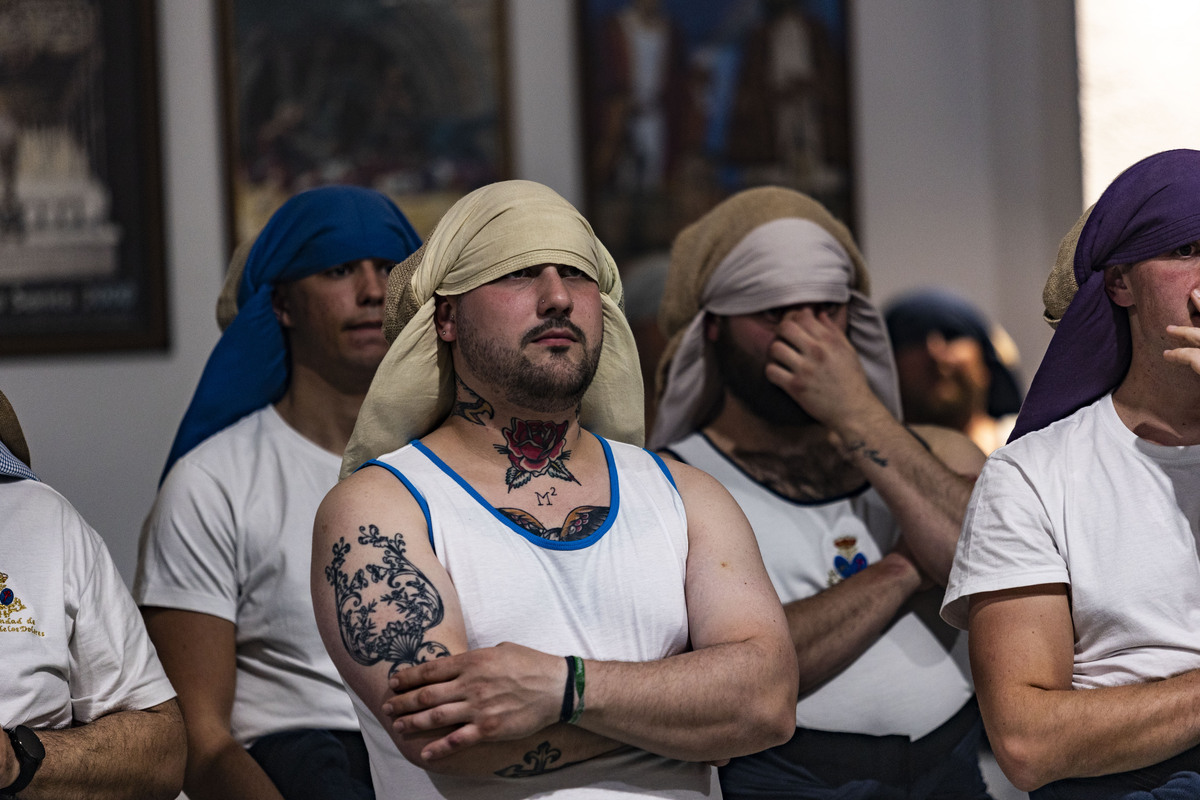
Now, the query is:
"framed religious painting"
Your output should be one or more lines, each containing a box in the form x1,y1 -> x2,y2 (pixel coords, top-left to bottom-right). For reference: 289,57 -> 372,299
0,0 -> 167,356
219,0 -> 510,249
577,0 -> 854,263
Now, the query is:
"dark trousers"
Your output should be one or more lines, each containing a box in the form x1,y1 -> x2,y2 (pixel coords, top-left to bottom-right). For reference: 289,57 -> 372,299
1032,743 -> 1200,800
719,699 -> 991,800
247,728 -> 375,800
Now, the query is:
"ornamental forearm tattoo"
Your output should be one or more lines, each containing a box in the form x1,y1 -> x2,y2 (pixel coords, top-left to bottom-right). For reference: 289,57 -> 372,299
325,524 -> 450,674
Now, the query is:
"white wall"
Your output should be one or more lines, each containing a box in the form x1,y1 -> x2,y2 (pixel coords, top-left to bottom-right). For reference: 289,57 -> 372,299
0,0 -> 1082,581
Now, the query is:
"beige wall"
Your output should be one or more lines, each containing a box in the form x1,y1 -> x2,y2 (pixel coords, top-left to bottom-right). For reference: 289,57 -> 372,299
0,0 -> 1081,581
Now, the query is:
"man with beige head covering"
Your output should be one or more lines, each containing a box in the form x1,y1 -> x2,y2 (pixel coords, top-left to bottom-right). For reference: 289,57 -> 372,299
312,179 -> 798,799
0,389 -> 184,799
652,187 -> 988,799
942,149 -> 1200,798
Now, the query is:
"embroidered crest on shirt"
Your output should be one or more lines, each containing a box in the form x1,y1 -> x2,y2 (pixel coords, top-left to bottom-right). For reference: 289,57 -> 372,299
0,570 -> 44,636
827,536 -> 868,586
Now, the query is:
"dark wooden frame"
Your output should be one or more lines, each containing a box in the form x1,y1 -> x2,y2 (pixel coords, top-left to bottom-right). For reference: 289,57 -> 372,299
576,0 -> 855,263
0,0 -> 167,356
218,0 -> 511,251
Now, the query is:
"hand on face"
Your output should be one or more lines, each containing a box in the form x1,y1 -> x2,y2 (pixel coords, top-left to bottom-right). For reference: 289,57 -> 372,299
1164,322 -> 1200,377
764,306 -> 887,431
381,641 -> 564,761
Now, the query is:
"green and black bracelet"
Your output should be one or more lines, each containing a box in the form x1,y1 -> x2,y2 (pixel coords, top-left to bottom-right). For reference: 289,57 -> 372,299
559,655 -> 586,724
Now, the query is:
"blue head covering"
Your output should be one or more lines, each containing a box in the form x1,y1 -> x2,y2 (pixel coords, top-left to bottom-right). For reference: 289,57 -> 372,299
1010,149 -> 1200,441
885,289 -> 1023,419
162,186 -> 421,481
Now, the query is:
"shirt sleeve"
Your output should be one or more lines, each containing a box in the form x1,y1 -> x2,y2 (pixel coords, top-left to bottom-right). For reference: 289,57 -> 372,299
940,451 -> 1070,629
62,501 -> 175,723
133,456 -> 240,622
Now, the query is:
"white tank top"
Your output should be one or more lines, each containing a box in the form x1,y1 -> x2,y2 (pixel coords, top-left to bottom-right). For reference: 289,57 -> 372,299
668,433 -> 972,739
354,434 -> 718,799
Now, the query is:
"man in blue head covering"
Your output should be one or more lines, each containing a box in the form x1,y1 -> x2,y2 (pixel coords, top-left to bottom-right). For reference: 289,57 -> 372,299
886,289 -> 1024,454
941,149 -> 1200,799
134,186 -> 421,800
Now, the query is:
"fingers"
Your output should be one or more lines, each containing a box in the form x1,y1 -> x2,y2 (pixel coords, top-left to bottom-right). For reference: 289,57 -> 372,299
1164,325 -> 1200,376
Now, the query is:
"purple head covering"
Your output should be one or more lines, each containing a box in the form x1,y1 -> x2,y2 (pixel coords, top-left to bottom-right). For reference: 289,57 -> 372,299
1010,149 -> 1200,441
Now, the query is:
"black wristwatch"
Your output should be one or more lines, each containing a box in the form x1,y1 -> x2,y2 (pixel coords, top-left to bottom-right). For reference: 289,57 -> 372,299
1,726 -> 44,798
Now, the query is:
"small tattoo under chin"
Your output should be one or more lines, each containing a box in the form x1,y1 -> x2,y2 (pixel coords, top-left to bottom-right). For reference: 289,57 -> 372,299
452,376 -> 495,426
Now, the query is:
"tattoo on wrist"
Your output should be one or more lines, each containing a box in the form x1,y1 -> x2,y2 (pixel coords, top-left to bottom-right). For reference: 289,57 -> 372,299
452,376 -> 495,426
495,418 -> 580,491
495,741 -> 566,778
498,505 -> 609,542
842,439 -> 888,467
325,525 -> 450,674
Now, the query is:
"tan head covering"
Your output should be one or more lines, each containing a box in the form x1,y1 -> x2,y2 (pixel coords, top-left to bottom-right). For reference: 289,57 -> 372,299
650,186 -> 900,449
342,180 -> 643,478
0,389 -> 31,469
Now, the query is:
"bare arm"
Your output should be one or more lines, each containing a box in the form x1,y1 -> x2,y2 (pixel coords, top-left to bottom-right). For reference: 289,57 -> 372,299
312,468 -> 625,778
783,551 -> 926,693
766,307 -> 984,582
381,463 -> 797,764
1,700 -> 185,800
140,608 -> 285,800
969,584 -> 1200,791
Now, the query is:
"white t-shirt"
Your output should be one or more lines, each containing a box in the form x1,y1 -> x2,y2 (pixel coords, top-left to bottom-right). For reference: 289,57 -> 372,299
135,406 -> 359,744
668,433 -> 973,739
1,478 -> 175,730
941,394 -> 1200,689
350,435 -> 716,799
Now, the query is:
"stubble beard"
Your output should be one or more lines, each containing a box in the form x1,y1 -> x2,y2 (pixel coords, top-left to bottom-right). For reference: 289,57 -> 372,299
456,316 -> 602,414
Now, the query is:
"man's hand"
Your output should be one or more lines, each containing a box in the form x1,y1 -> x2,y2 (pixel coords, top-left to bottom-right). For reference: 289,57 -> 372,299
765,307 -> 891,432
0,732 -> 18,790
1164,322 -> 1200,376
383,642 -> 565,762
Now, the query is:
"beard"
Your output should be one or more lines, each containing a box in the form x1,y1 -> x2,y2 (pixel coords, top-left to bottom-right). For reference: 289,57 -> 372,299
899,370 -> 977,431
457,315 -> 602,414
712,320 -> 817,427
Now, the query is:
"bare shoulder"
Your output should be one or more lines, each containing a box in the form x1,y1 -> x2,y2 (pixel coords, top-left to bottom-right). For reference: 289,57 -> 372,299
314,464 -> 431,556
908,423 -> 986,478
653,451 -> 740,509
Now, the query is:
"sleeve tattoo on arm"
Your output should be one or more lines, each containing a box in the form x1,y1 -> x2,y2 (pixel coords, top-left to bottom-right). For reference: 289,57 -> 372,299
325,524 -> 450,674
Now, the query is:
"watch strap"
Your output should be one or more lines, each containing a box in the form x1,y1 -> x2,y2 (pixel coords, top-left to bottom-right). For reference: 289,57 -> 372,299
2,726 -> 44,797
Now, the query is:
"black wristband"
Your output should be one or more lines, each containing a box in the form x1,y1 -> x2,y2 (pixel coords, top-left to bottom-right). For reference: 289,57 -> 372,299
559,655 -> 576,723
2,726 -> 44,798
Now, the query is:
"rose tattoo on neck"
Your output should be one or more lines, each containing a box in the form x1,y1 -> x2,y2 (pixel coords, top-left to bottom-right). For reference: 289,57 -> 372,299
494,417 -> 580,491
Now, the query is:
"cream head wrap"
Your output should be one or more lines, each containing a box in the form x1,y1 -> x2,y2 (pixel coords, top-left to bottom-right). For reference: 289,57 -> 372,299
342,180 -> 643,477
650,186 -> 901,449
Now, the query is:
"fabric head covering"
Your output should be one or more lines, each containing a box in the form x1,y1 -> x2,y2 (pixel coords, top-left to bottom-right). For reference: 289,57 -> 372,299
0,389 -> 36,480
1010,148 -> 1200,441
884,289 -> 1023,418
650,186 -> 901,450
162,185 -> 421,481
342,179 -> 643,478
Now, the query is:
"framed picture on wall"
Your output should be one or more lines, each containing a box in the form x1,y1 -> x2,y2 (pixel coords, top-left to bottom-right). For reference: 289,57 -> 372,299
220,0 -> 510,249
578,0 -> 854,264
0,0 -> 167,356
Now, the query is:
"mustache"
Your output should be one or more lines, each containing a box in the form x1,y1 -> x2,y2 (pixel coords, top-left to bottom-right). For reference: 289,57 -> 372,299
521,317 -> 587,347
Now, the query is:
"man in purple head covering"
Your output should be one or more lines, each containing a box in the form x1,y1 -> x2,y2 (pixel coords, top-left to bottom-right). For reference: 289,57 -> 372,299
941,149 -> 1200,799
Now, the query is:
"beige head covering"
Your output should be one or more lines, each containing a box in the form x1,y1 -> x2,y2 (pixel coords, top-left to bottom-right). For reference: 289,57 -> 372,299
1042,205 -> 1095,329
650,186 -> 900,449
0,389 -> 31,469
342,180 -> 643,477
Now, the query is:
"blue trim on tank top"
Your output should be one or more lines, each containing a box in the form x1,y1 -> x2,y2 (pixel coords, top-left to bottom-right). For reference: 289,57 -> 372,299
410,434 -> 619,551
645,448 -> 678,491
355,459 -> 436,550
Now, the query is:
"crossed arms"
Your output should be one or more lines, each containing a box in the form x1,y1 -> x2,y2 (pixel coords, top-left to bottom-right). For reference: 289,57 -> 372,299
310,460 -> 797,776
